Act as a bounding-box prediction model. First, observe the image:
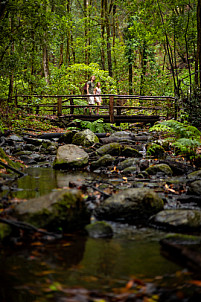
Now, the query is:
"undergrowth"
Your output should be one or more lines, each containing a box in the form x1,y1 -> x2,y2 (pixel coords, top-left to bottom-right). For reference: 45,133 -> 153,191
68,118 -> 113,133
149,120 -> 201,161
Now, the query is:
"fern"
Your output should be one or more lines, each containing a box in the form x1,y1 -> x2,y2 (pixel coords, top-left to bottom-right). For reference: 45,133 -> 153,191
149,120 -> 201,160
69,118 -> 113,133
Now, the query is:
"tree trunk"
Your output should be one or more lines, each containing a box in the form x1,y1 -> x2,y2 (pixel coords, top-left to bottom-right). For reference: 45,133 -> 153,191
105,0 -> 112,77
197,0 -> 201,87
140,42 -> 147,96
101,0 -> 106,70
8,17 -> 14,101
43,42 -> 50,84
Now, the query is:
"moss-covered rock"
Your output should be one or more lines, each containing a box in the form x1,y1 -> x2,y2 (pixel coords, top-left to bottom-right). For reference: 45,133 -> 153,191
53,144 -> 89,169
152,209 -> 201,230
14,189 -> 90,232
187,170 -> 201,180
187,180 -> 201,195
0,147 -> 24,172
122,146 -> 142,158
146,143 -> 166,159
58,130 -> 77,144
117,158 -> 139,170
90,154 -> 115,169
85,221 -> 113,238
72,129 -> 99,147
96,143 -> 122,156
146,163 -> 173,176
94,188 -> 164,223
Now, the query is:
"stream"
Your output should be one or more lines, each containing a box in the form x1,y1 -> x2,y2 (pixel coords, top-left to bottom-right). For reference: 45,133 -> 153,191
0,167 -> 201,301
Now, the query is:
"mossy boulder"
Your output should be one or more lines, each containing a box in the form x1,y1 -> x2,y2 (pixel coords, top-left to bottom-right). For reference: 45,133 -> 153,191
53,144 -> 89,169
122,146 -> 142,158
187,170 -> 201,180
58,130 -> 77,144
72,129 -> 99,147
0,147 -> 24,172
13,189 -> 90,232
146,143 -> 166,159
85,221 -> 113,238
152,209 -> 201,230
187,180 -> 201,196
117,158 -> 139,170
146,163 -> 173,176
90,154 -> 115,169
96,143 -> 122,156
94,188 -> 164,223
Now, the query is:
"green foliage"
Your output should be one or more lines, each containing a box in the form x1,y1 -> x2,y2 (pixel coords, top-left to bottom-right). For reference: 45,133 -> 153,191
69,119 -> 113,134
149,120 -> 201,159
49,63 -> 117,96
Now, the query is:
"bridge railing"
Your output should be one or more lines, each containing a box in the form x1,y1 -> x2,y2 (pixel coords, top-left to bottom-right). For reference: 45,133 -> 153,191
12,94 -> 176,123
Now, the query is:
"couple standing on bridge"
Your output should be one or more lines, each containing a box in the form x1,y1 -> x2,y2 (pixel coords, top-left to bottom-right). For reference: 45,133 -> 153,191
85,75 -> 102,115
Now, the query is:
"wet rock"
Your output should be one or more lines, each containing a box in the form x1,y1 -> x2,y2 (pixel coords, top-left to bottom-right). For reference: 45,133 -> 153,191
100,131 -> 134,144
96,143 -> 122,156
152,209 -> 201,230
117,158 -> 139,170
14,189 -> 90,232
85,221 -> 113,238
94,188 -> 164,223
122,146 -> 142,158
23,137 -> 43,146
188,169 -> 201,180
146,143 -> 166,159
146,163 -> 173,176
53,144 -> 89,169
72,129 -> 99,147
122,166 -> 137,175
160,234 -> 201,274
58,130 -> 77,144
0,147 -> 23,171
160,159 -> 192,175
90,154 -> 115,169
24,144 -> 39,152
187,180 -> 201,195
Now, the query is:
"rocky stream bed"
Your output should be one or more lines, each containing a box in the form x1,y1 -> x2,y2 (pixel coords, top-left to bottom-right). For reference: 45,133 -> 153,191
1,126 -> 201,301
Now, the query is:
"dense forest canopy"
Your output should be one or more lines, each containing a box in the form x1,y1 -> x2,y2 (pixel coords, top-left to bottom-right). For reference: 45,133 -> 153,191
0,0 -> 201,100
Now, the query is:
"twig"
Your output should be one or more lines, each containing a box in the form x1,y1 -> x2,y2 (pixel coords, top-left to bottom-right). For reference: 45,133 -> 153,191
0,159 -> 25,177
0,217 -> 61,238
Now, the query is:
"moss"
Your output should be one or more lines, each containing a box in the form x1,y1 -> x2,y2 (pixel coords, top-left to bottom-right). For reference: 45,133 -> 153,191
0,147 -> 24,172
146,143 -> 166,159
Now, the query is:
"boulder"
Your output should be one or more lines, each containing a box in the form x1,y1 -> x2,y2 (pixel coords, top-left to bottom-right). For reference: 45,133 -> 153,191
152,209 -> 201,230
90,154 -> 115,169
53,144 -> 89,169
146,163 -> 173,176
188,170 -> 201,180
85,221 -> 113,238
96,143 -> 122,156
146,143 -> 166,159
14,189 -> 90,232
187,180 -> 201,195
94,188 -> 164,223
122,146 -> 142,158
117,158 -> 139,170
72,129 -> 99,147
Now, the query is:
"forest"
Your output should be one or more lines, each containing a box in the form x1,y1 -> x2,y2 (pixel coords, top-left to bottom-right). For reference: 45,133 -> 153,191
2,2 -> 201,302
1,0 -> 201,101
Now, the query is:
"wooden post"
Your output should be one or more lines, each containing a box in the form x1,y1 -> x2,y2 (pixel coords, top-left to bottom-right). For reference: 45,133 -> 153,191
116,98 -> 122,126
109,95 -> 114,123
70,98 -> 74,114
57,96 -> 62,116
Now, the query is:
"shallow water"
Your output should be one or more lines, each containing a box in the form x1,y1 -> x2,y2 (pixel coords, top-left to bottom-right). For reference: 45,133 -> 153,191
0,168 -> 198,301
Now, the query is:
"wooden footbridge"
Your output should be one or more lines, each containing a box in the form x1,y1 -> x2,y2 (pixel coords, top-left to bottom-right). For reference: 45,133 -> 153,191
13,94 -> 177,126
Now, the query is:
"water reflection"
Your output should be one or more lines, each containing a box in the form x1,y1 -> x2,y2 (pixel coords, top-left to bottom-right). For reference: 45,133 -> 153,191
7,167 -> 95,200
